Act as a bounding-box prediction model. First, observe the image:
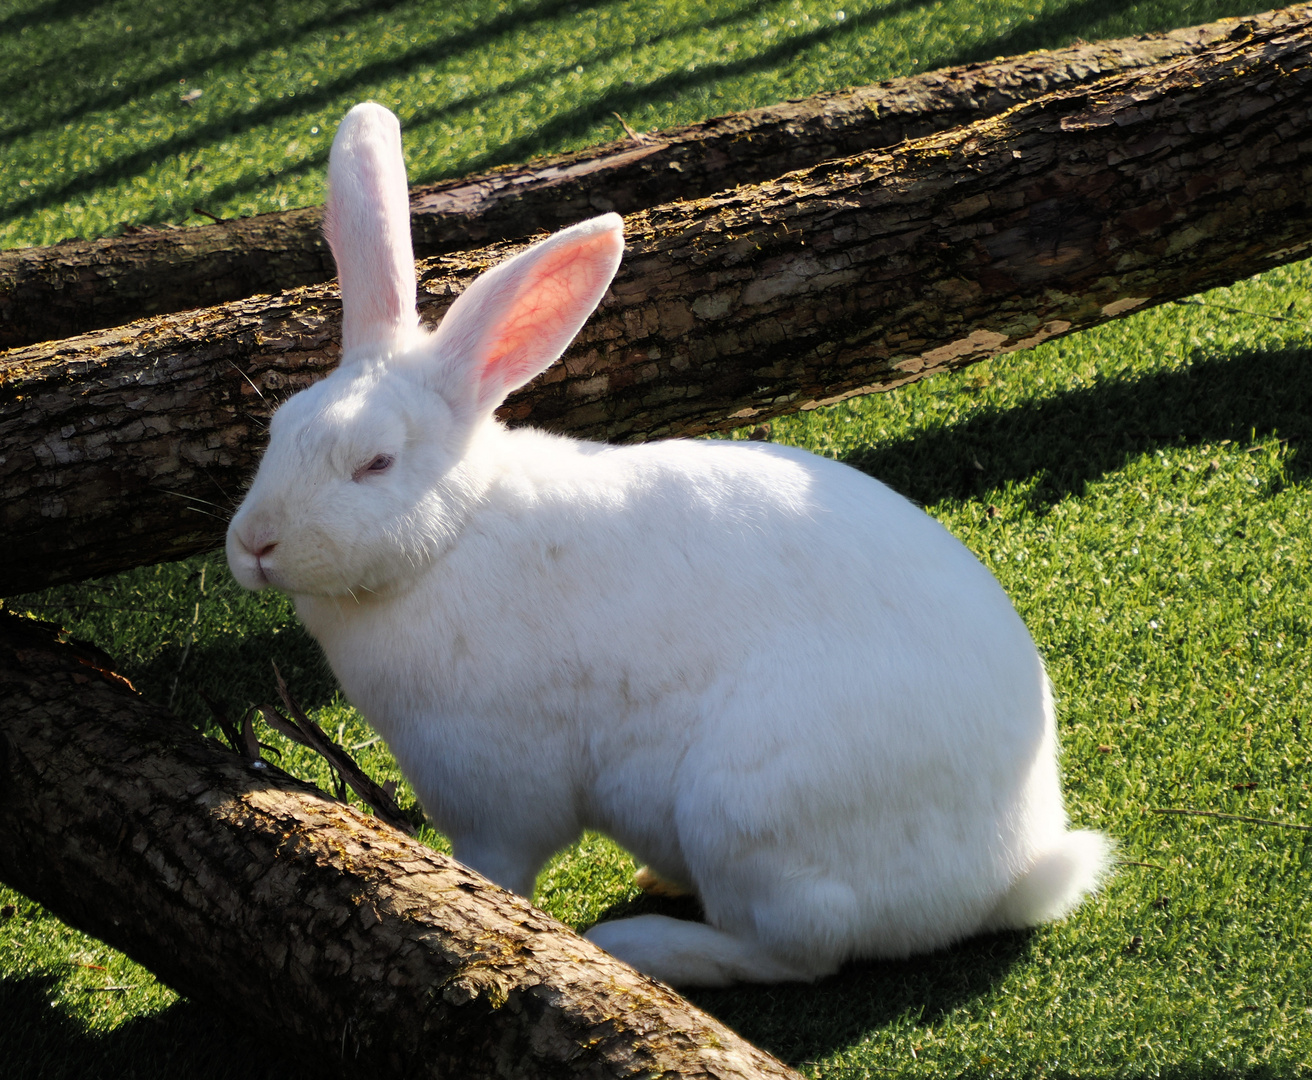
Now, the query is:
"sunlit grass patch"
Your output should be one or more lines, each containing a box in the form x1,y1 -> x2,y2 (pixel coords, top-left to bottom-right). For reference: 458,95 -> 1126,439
1,0 -> 1254,248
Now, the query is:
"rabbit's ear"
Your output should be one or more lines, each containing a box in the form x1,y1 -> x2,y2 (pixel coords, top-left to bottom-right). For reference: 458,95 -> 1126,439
324,102 -> 419,357
432,214 -> 624,415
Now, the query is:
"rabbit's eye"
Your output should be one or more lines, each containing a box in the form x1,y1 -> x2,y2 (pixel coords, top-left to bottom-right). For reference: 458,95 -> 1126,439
353,454 -> 394,481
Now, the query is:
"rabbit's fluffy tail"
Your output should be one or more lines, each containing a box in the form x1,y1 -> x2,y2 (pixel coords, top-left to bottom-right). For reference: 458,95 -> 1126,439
986,829 -> 1114,931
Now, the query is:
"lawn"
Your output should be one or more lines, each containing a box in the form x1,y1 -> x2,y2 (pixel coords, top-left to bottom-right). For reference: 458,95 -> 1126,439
3,0 -> 1311,1077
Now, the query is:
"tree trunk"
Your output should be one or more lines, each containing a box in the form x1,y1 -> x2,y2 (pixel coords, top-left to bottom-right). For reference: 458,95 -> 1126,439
0,611 -> 802,1080
0,5 -> 1300,350
3,15 -> 1311,599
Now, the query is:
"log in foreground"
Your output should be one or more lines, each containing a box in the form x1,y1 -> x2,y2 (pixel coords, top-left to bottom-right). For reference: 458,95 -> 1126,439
1,4 -> 1303,349
3,15 -> 1312,598
0,611 -> 802,1080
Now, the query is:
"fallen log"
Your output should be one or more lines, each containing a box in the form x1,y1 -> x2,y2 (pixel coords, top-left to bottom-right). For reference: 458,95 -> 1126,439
2,14 -> 1310,598
1,4 -> 1304,349
0,611 -> 802,1080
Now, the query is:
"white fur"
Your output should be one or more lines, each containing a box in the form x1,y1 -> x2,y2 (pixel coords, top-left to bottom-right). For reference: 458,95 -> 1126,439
227,103 -> 1111,988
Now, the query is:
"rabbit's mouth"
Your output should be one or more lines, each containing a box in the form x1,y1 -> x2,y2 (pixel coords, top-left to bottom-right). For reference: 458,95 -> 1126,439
225,517 -> 278,591
250,553 -> 276,589
227,544 -> 273,592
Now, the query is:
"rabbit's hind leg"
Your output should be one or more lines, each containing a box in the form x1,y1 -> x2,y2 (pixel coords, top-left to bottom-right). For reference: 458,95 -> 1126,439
584,913 -> 827,987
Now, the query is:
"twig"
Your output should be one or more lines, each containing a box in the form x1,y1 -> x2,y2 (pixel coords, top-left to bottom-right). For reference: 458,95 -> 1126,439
201,691 -> 244,754
166,634 -> 193,711
239,705 -> 263,762
1116,859 -> 1166,870
201,694 -> 280,763
611,111 -> 652,145
264,664 -> 415,835
1146,807 -> 1312,832
192,205 -> 224,223
1174,298 -> 1312,329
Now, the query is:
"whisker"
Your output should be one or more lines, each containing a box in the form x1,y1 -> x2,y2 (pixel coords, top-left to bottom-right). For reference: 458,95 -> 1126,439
155,487 -> 231,512
201,469 -> 238,506
229,360 -> 267,401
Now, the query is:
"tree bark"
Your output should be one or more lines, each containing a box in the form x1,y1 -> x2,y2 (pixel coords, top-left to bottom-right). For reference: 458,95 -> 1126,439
0,611 -> 802,1080
1,5 -> 1303,350
2,14 -> 1311,599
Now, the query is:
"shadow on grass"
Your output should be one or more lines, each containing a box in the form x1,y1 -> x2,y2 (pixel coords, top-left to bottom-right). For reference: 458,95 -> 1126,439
3,0 -> 1259,235
935,0 -> 1242,71
0,0 -> 108,39
4,0 -> 792,229
146,614 -> 337,726
0,975 -> 317,1080
0,0 -> 625,214
938,0 -> 1141,67
585,888 -> 1033,1062
8,0 -> 1193,233
697,931 -> 1036,1065
418,0 -> 934,182
844,344 -> 1312,513
19,553 -> 339,726
0,0 -> 568,140
1,942 -> 1295,1080
0,0 -> 363,133
190,0 -> 783,216
6,0 -> 927,226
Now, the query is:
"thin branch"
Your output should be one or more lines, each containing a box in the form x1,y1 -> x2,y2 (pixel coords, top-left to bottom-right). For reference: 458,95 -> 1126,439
201,692 -> 246,756
265,664 -> 415,835
1145,807 -> 1312,832
611,111 -> 654,145
1174,298 -> 1312,329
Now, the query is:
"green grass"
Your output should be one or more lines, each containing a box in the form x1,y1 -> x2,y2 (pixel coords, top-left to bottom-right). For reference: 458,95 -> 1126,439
1,0 -> 1254,248
4,0 -> 1311,1077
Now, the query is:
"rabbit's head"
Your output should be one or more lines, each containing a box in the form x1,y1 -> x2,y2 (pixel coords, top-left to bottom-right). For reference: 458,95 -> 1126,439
226,103 -> 624,598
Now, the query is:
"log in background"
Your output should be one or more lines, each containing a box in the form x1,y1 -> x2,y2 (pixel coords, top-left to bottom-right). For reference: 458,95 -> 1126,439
0,612 -> 804,1080
1,15 -> 1309,597
1,5 -> 1300,349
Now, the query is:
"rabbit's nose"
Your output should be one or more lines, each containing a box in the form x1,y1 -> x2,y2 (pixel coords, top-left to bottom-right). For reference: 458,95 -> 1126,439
254,540 -> 278,559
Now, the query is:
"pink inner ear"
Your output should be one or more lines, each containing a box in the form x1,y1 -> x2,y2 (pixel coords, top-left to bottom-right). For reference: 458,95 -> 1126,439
477,229 -> 619,401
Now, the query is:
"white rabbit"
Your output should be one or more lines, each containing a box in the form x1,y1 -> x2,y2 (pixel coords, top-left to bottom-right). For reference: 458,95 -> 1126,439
227,102 -> 1111,987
